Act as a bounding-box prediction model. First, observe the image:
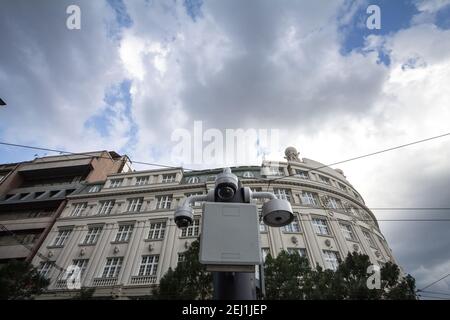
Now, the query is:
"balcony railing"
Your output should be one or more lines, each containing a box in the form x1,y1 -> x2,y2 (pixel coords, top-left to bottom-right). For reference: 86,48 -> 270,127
92,277 -> 118,287
130,275 -> 157,285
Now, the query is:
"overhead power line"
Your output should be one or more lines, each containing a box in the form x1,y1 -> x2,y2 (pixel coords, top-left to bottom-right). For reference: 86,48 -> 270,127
418,273 -> 450,292
265,132 -> 450,190
0,224 -> 68,274
0,141 -> 193,171
417,294 -> 450,300
419,290 -> 450,297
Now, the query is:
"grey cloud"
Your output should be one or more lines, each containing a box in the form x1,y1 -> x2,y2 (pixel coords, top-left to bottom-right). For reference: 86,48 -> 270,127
0,0 -> 126,150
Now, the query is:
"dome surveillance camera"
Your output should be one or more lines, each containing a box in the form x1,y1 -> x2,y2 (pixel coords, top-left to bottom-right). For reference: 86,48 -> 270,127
215,168 -> 239,202
174,206 -> 193,228
262,198 -> 294,227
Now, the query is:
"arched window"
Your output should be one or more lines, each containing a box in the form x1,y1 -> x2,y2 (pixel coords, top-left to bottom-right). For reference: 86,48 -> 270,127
187,177 -> 199,184
243,171 -> 254,178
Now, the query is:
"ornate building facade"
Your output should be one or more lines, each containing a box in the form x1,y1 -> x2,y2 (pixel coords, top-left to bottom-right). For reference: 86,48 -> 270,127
31,147 -> 396,299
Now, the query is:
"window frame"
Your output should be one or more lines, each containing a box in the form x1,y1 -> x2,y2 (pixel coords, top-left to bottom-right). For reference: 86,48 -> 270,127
110,179 -> 123,188
98,200 -> 115,215
38,261 -> 55,278
187,176 -> 200,184
88,185 -> 100,193
323,250 -> 340,271
318,175 -> 332,185
181,218 -> 200,237
127,197 -> 144,212
52,229 -> 72,246
70,203 -> 87,217
312,218 -> 330,236
138,255 -> 159,276
114,224 -> 134,243
147,221 -> 167,240
300,191 -> 319,206
295,170 -> 310,180
156,195 -> 172,210
135,176 -> 149,186
282,217 -> 301,233
339,222 -> 356,241
162,174 -> 176,183
273,188 -> 292,202
83,226 -> 103,245
101,257 -> 123,278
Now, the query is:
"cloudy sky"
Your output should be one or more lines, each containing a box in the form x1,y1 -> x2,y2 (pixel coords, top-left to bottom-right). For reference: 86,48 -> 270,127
1,0 -> 450,296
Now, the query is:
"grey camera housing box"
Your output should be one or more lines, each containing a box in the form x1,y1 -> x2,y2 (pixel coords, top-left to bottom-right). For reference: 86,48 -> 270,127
199,202 -> 261,269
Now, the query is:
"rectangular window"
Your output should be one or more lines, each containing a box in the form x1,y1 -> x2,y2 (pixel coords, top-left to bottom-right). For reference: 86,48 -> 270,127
148,221 -> 166,240
110,179 -> 123,188
273,188 -> 292,202
88,185 -> 100,193
71,259 -> 89,278
156,195 -> 172,209
319,175 -> 331,185
127,197 -> 143,212
300,191 -> 319,206
323,250 -> 340,271
181,219 -> 200,237
282,217 -> 301,233
339,223 -> 356,241
115,225 -> 134,242
178,253 -> 186,263
52,229 -> 71,246
287,248 -> 307,258
102,257 -> 123,278
338,183 -> 348,192
70,203 -> 87,217
162,174 -> 176,183
38,261 -> 54,278
362,230 -> 377,248
83,226 -> 102,245
135,176 -> 149,185
98,200 -> 115,215
295,170 -> 309,179
312,218 -> 330,235
328,197 -> 343,209
138,255 -> 159,276
272,166 -> 284,176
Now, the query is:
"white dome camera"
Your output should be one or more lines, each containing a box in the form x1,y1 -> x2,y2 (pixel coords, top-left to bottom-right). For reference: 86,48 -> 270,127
214,168 -> 239,202
174,206 -> 194,228
262,198 -> 294,227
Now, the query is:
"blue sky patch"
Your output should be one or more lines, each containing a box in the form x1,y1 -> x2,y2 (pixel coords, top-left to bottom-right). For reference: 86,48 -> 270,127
339,0 -> 419,65
183,0 -> 203,21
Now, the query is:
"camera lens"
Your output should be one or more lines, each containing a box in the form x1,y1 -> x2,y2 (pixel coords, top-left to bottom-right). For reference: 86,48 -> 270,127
176,217 -> 190,228
217,185 -> 235,201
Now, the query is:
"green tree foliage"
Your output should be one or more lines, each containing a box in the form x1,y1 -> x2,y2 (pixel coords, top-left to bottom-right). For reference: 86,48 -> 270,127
152,240 -> 213,299
264,251 -> 417,300
0,260 -> 50,300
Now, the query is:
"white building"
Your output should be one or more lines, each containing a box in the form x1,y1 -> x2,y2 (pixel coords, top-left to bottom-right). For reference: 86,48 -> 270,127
33,147 -> 397,299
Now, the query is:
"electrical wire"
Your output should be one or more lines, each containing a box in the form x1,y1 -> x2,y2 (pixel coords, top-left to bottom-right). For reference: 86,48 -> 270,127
417,273 -> 450,292
419,290 -> 450,297
265,132 -> 450,191
417,294 -> 450,300
0,141 -> 194,171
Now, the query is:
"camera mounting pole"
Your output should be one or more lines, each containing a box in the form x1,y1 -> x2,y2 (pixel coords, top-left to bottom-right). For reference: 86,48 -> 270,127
174,167 -> 294,300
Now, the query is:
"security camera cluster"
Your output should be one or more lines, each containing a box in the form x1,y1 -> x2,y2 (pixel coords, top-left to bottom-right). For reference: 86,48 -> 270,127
174,167 -> 294,229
